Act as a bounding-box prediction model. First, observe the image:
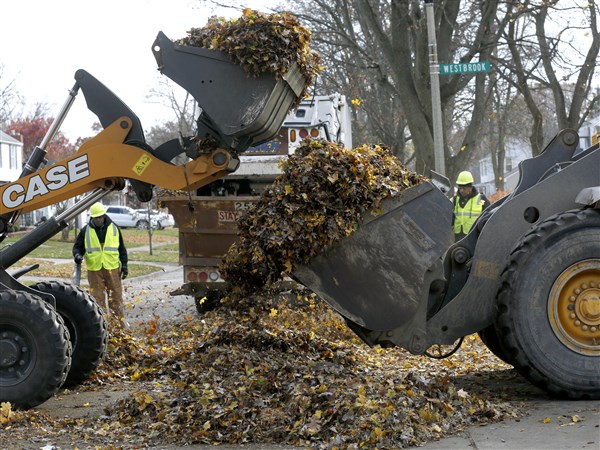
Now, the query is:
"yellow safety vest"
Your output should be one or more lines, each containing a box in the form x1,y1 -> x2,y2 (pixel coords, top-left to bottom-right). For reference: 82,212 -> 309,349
85,223 -> 121,271
454,194 -> 485,235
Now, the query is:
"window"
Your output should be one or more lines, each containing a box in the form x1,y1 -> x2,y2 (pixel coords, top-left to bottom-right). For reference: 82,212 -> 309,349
9,145 -> 18,169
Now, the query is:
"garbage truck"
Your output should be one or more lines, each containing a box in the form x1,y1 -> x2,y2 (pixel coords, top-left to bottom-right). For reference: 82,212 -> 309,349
0,31 -> 598,411
160,93 -> 352,312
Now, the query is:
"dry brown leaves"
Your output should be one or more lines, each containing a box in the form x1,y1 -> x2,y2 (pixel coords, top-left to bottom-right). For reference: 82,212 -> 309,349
0,290 -> 524,448
220,139 -> 427,296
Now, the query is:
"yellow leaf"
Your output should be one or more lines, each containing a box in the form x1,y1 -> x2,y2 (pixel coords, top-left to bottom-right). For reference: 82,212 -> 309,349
285,184 -> 293,195
0,402 -> 12,425
203,420 -> 211,430
543,417 -> 552,424
571,415 -> 582,423
270,308 -> 278,317
351,98 -> 361,106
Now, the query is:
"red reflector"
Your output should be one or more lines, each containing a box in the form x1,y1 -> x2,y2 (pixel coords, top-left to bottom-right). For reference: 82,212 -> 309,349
187,272 -> 197,281
198,272 -> 208,281
299,129 -> 308,138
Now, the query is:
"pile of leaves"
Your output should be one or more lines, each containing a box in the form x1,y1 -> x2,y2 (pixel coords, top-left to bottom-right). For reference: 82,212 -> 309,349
221,139 -> 427,296
0,291 -> 521,449
176,8 -> 321,103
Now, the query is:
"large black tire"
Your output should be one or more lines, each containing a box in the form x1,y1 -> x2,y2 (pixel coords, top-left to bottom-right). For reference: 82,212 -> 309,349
495,209 -> 600,399
0,290 -> 71,409
31,281 -> 107,388
478,325 -> 513,365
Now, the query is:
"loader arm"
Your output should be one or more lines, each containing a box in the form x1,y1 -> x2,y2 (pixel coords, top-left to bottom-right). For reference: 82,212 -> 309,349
0,117 -> 238,217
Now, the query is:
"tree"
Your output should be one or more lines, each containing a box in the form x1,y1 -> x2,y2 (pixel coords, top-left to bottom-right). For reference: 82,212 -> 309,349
5,115 -> 76,164
0,65 -> 22,127
498,0 -> 600,155
288,0 -> 504,183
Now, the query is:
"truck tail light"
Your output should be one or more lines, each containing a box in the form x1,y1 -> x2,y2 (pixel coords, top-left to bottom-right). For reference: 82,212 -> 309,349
310,128 -> 319,137
290,129 -> 296,142
299,128 -> 308,138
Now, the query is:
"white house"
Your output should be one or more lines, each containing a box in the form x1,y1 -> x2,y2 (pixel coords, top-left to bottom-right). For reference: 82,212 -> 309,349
477,137 -> 532,195
0,130 -> 23,183
578,113 -> 600,150
0,130 -> 52,227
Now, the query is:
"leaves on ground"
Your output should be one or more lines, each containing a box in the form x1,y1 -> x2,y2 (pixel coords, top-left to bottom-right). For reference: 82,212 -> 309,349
1,289 -> 523,449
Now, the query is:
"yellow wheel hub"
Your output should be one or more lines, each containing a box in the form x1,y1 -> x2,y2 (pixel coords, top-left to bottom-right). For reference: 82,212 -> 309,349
549,259 -> 600,356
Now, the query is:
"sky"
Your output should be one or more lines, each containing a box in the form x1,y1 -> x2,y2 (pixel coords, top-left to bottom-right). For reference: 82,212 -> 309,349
0,0 -> 277,141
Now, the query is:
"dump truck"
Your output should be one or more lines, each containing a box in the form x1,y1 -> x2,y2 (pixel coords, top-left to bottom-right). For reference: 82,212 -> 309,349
161,94 -> 352,312
0,31 -> 598,412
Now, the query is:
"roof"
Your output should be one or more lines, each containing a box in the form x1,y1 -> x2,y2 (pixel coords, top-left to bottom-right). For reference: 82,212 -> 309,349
0,130 -> 22,145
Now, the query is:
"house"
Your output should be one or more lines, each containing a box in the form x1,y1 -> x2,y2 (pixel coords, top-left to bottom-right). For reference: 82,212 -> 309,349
476,137 -> 532,195
0,130 -> 23,184
0,130 -> 51,227
578,113 -> 600,150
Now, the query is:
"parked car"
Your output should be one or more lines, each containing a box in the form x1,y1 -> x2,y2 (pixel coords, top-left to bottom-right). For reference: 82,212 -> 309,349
104,206 -> 141,228
133,209 -> 175,229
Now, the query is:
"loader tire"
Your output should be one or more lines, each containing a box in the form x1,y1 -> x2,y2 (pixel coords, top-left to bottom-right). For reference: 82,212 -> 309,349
31,281 -> 107,388
495,209 -> 600,399
0,290 -> 71,409
478,325 -> 512,365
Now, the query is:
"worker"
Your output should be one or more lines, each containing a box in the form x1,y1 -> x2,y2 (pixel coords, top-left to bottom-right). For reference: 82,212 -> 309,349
452,171 -> 491,241
73,202 -> 128,321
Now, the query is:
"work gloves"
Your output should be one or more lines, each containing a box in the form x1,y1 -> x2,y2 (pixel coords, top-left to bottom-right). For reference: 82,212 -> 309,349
121,265 -> 128,280
74,254 -> 83,264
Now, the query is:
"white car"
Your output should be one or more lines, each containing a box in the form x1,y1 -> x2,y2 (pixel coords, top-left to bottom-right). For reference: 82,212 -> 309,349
133,209 -> 175,229
104,206 -> 141,228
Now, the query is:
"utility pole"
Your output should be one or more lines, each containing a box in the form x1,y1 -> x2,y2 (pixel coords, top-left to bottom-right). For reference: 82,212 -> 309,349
425,0 -> 445,175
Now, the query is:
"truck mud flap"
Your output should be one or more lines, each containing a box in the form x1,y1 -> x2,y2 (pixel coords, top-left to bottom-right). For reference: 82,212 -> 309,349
292,182 -> 452,333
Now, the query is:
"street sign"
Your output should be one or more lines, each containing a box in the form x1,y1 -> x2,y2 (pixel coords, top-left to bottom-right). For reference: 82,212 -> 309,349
439,62 -> 490,74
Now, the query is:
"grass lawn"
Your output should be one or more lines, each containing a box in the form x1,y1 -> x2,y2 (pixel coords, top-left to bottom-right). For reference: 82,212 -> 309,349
2,228 -> 180,277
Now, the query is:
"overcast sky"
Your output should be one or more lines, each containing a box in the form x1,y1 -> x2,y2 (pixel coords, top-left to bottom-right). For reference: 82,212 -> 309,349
0,0 -> 277,140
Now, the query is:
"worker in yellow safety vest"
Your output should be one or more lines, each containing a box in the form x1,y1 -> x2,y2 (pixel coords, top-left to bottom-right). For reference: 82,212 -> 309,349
452,171 -> 491,241
73,202 -> 128,321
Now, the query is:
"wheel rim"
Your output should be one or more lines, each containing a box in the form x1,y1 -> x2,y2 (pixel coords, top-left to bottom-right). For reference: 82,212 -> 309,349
549,259 -> 600,356
0,324 -> 36,386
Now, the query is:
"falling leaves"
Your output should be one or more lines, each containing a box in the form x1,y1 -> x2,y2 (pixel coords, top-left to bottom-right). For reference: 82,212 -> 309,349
220,138 -> 427,296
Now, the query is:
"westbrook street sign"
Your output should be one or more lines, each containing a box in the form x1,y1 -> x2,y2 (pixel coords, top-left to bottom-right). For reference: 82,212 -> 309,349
439,61 -> 491,74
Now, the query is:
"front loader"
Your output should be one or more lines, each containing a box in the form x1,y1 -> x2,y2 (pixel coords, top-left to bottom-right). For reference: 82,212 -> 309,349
293,129 -> 600,399
0,32 -> 307,409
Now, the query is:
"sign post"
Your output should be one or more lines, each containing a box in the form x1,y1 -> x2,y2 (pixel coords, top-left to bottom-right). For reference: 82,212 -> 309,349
425,0 -> 445,176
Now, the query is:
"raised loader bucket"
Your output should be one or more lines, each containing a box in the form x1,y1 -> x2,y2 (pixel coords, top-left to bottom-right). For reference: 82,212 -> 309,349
152,32 -> 306,151
292,182 -> 453,333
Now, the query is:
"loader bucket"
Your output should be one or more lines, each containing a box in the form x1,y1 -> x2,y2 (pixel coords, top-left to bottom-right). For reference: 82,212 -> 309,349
292,182 -> 453,332
152,32 -> 307,151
